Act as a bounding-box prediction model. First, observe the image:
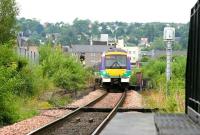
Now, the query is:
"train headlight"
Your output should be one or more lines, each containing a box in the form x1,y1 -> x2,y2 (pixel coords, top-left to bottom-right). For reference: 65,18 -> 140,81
121,78 -> 130,83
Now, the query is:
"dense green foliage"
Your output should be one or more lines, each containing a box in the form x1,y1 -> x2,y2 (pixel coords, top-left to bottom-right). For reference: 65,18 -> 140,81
0,0 -> 18,44
39,45 -> 90,91
17,18 -> 189,50
0,44 -> 91,125
141,56 -> 186,112
0,44 -> 37,125
142,56 -> 186,91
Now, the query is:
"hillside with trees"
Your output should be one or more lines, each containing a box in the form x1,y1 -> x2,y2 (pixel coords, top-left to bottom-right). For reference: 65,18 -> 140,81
17,18 -> 189,50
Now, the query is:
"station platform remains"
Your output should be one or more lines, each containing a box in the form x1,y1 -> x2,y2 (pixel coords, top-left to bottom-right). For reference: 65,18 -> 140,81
100,112 -> 200,135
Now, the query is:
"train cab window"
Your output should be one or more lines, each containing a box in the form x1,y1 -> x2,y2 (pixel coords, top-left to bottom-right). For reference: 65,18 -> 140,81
105,55 -> 127,69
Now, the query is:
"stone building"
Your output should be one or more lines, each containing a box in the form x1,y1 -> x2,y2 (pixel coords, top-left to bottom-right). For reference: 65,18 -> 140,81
68,45 -> 111,67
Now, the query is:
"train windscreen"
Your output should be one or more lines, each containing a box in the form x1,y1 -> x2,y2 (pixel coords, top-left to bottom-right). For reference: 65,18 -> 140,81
105,55 -> 127,69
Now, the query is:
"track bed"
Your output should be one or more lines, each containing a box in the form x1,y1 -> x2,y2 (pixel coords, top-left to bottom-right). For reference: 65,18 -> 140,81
37,111 -> 109,135
28,92 -> 125,135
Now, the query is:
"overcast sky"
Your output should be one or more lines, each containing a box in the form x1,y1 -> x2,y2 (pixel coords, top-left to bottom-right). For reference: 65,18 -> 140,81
16,0 -> 197,23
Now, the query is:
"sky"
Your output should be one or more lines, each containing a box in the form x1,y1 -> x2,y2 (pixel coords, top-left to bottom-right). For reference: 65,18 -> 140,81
16,0 -> 197,24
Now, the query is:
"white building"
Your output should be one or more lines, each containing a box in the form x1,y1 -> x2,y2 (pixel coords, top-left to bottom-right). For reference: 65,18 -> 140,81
116,39 -> 141,64
139,38 -> 150,47
100,34 -> 109,42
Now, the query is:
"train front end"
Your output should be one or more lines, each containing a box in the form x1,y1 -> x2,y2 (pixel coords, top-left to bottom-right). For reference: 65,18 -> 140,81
100,49 -> 131,88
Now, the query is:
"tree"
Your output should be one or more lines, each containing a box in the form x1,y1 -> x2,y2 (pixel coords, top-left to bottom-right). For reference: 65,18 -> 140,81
16,17 -> 189,48
73,18 -> 91,35
0,0 -> 19,44
151,37 -> 165,50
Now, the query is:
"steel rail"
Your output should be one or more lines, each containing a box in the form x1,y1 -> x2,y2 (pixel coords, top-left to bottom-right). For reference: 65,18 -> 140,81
91,91 -> 126,135
27,91 -> 108,135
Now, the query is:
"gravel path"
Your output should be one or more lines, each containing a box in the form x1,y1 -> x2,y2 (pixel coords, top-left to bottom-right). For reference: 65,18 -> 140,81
0,89 -> 105,135
67,89 -> 106,108
122,90 -> 142,108
90,93 -> 122,108
0,109 -> 71,135
39,109 -> 70,118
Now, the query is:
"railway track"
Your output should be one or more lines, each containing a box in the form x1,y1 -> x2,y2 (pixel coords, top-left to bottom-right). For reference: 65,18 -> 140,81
28,91 -> 126,135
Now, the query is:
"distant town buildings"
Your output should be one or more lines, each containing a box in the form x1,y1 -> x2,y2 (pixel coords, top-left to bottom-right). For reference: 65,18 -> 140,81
100,34 -> 109,42
18,30 -> 186,67
65,36 -> 144,66
67,45 -> 111,66
116,39 -> 141,64
139,38 -> 150,47
140,38 -> 148,45
66,37 -> 142,66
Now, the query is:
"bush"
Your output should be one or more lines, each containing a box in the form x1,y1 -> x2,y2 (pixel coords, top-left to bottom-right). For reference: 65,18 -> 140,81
141,56 -> 186,112
0,87 -> 20,125
141,56 -> 150,62
39,45 -> 90,92
141,59 -> 166,89
141,56 -> 186,91
0,44 -> 91,125
0,45 -> 46,125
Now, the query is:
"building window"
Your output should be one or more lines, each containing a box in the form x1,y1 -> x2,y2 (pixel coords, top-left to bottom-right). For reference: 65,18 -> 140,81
91,53 -> 96,57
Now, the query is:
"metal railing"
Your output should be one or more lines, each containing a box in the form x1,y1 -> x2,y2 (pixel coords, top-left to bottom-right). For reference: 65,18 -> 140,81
186,0 -> 200,122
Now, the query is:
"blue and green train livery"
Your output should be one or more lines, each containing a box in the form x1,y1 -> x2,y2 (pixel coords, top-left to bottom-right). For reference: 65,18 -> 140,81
99,48 -> 131,87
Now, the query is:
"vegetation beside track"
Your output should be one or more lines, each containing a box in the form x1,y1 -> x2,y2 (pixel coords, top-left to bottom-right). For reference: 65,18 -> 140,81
138,56 -> 186,112
0,0 -> 93,126
39,45 -> 93,92
0,44 -> 92,125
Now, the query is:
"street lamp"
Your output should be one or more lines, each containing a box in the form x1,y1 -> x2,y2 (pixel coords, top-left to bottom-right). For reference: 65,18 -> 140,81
163,25 -> 175,95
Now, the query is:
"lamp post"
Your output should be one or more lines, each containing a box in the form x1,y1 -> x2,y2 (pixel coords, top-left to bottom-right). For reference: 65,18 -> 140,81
163,25 -> 175,95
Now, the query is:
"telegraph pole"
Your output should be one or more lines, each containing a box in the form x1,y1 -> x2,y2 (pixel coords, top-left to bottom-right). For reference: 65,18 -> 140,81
163,25 -> 175,95
166,41 -> 172,82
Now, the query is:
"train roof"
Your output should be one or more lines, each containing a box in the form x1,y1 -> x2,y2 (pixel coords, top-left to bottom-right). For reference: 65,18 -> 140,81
103,48 -> 128,56
69,45 -> 111,53
106,48 -> 127,53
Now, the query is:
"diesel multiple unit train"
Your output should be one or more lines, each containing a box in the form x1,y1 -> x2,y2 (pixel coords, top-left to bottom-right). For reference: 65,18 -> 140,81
95,48 -> 131,89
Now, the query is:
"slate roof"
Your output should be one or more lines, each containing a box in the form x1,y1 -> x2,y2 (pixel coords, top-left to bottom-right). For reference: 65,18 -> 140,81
69,45 -> 111,53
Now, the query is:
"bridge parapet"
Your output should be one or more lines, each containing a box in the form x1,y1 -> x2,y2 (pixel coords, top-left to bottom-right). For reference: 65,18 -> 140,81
186,0 -> 200,124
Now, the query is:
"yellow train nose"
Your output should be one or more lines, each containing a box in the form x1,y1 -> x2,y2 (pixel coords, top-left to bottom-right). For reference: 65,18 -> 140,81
105,69 -> 126,77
